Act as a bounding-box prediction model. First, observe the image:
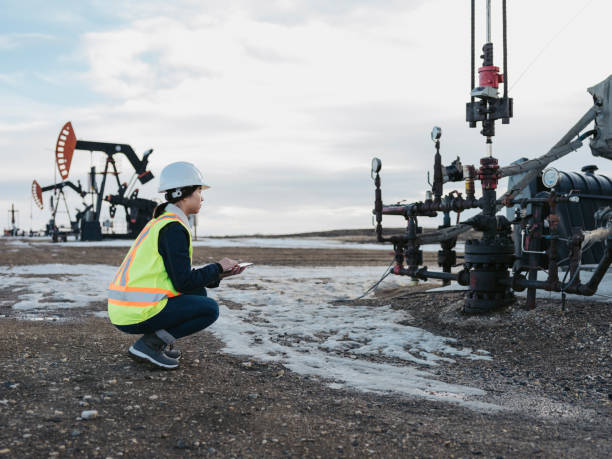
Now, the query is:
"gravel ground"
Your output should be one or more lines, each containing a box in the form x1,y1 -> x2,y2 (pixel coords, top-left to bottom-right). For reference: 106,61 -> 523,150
0,238 -> 409,267
0,238 -> 611,457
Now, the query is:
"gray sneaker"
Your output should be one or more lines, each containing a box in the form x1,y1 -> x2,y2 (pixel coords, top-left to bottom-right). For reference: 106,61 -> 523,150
163,345 -> 182,360
129,335 -> 179,369
153,329 -> 181,360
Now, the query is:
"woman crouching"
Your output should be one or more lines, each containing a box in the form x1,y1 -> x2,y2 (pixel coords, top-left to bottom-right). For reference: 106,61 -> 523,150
107,161 -> 244,369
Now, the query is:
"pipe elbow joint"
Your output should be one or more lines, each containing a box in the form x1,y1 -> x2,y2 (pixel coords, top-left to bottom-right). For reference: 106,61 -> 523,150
457,269 -> 470,286
577,284 -> 596,296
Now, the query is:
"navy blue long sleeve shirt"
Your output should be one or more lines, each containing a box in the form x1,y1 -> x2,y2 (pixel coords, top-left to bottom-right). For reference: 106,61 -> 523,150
158,222 -> 221,294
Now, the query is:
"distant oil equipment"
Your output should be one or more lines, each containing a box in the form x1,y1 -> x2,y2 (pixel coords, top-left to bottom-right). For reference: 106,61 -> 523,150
31,179 -> 90,242
3,203 -> 20,237
33,122 -> 158,242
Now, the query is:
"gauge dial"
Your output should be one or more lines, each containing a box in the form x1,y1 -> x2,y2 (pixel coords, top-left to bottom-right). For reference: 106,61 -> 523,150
371,157 -> 382,174
431,126 -> 442,141
541,167 -> 560,189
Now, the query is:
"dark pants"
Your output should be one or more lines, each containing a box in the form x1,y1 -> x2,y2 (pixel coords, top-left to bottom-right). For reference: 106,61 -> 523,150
115,294 -> 219,340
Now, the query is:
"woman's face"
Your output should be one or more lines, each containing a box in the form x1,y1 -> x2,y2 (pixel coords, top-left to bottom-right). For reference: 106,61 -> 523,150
182,187 -> 204,215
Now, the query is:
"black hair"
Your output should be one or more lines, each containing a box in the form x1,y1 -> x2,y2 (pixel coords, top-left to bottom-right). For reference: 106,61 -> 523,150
153,185 -> 200,218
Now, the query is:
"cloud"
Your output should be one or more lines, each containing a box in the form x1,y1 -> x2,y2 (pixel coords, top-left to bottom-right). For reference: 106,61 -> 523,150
3,0 -> 612,236
0,32 -> 56,50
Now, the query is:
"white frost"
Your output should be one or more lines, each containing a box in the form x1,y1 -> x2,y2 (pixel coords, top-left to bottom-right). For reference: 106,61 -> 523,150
0,263 -> 493,409
211,265 -> 495,408
0,264 -> 115,311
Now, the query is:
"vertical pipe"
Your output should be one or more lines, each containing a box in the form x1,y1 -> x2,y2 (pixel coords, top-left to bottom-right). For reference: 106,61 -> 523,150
486,0 -> 491,43
471,0 -> 475,102
547,202 -> 560,287
526,204 -> 544,309
374,173 -> 384,242
502,0 -> 508,100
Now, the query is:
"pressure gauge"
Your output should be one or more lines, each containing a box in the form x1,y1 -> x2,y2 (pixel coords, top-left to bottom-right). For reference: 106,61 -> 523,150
541,167 -> 560,189
371,157 -> 382,174
431,126 -> 442,142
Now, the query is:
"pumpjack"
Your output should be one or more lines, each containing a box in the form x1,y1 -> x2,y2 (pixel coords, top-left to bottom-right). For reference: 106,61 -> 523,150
371,0 -> 612,313
39,122 -> 158,241
31,179 -> 90,242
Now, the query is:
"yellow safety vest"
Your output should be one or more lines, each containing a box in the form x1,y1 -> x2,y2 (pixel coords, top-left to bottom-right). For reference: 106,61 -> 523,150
107,212 -> 193,326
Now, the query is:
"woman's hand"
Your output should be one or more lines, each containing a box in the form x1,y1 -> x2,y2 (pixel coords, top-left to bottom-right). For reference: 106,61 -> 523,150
218,257 -> 246,278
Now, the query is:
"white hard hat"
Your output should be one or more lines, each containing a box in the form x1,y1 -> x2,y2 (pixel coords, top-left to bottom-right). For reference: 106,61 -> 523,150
158,161 -> 210,193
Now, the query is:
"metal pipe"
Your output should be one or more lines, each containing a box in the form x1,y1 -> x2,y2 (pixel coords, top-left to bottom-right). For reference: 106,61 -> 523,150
471,0 -> 475,102
502,0 -> 508,101
500,107 -> 595,204
486,0 -> 491,43
374,172 -> 385,242
395,267 -> 464,283
499,140 -> 583,178
572,243 -> 612,295
547,204 -> 560,287
381,196 -> 482,218
574,194 -> 612,201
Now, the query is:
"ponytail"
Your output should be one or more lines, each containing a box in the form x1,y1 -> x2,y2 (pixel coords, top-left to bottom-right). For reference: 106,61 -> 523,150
153,202 -> 169,218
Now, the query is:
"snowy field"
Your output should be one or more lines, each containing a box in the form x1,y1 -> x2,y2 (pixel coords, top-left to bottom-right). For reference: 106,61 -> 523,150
7,237 -> 464,252
1,263 -> 493,409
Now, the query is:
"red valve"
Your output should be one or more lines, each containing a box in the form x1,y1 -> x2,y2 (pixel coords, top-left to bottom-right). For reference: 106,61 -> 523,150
478,156 -> 501,190
478,65 -> 503,89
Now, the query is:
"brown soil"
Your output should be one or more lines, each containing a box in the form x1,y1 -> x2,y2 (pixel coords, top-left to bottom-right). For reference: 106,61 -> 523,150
210,227 -> 478,241
1,239 -> 430,268
0,238 -> 610,458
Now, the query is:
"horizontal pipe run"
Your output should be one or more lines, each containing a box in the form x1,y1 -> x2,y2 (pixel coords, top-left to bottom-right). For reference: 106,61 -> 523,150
575,194 -> 612,201
380,197 -> 482,217
502,244 -> 612,296
395,268 -> 458,281
394,267 -> 470,285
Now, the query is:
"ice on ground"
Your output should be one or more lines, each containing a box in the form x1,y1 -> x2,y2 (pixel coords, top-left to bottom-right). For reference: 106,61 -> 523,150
0,264 -> 115,311
211,265 -> 495,408
14,237 -> 463,252
0,263 -> 493,409
5,239 -> 32,246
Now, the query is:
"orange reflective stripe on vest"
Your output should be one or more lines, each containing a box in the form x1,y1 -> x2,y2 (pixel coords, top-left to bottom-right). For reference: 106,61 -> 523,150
113,214 -> 179,288
107,211 -> 192,326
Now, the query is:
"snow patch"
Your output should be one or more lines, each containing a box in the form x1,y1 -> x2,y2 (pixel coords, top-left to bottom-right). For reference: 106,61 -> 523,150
0,264 -> 115,311
0,263 -> 493,409
210,265 -> 495,408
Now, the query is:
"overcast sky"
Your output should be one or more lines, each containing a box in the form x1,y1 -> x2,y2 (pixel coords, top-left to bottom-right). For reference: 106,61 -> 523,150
1,0 -> 610,236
